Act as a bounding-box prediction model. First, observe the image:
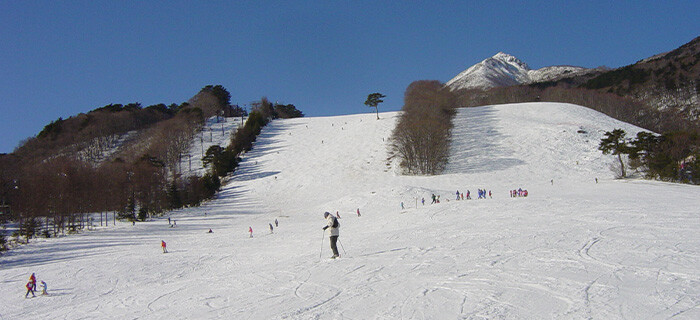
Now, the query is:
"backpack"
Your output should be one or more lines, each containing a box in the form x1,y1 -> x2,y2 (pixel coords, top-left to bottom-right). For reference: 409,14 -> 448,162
332,217 -> 339,228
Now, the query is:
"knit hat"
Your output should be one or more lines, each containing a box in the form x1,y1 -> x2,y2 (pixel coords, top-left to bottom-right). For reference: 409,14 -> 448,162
324,212 -> 330,218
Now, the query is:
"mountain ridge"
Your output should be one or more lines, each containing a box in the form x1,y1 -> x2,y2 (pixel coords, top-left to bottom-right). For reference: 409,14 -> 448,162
446,52 -> 595,90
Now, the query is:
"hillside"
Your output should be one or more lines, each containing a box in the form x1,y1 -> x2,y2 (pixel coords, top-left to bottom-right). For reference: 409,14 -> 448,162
1,103 -> 699,319
581,36 -> 700,120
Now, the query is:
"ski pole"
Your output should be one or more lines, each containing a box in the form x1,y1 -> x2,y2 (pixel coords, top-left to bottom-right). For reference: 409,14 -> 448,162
338,238 -> 347,256
319,231 -> 325,260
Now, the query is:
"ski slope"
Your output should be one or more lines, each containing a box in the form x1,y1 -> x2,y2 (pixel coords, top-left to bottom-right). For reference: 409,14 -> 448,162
1,103 -> 699,319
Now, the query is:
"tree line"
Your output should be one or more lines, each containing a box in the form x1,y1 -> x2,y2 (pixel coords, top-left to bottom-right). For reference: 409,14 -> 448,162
599,128 -> 699,183
454,84 -> 698,135
0,85 -> 303,249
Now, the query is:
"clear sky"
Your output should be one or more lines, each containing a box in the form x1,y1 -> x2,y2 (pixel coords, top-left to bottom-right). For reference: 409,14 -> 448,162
1,1 -> 698,153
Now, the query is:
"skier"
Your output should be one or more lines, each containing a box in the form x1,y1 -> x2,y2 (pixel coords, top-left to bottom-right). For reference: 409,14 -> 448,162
431,194 -> 436,204
461,193 -> 464,200
275,218 -> 279,227
249,226 -> 253,238
357,208 -> 361,217
400,202 -> 404,210
456,190 -> 460,200
322,212 -> 340,259
489,190 -> 492,199
41,281 -> 47,295
208,229 -> 213,233
29,273 -> 36,292
168,217 -> 171,224
466,190 -> 471,199
25,280 -> 35,298
161,240 -> 168,253
269,223 -> 274,234
421,198 -> 425,206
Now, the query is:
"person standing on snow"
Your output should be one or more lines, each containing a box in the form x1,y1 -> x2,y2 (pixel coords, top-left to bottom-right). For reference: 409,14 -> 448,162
269,223 -> 274,234
25,280 -> 35,298
161,240 -> 168,253
29,273 -> 37,292
41,281 -> 48,295
275,219 -> 279,227
249,226 -> 253,238
456,190 -> 460,200
322,212 -> 340,259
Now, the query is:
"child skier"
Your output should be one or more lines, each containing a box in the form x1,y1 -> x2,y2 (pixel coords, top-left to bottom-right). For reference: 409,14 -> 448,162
41,281 -> 47,295
25,281 -> 35,298
161,240 -> 167,253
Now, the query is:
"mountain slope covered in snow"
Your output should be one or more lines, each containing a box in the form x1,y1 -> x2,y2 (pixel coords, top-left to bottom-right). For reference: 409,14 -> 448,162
446,52 -> 592,90
1,103 -> 698,319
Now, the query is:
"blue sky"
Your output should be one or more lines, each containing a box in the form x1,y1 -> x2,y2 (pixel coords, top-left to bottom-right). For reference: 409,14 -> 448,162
1,1 -> 698,153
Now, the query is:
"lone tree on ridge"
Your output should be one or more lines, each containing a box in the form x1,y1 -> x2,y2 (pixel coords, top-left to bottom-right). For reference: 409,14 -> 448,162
364,93 -> 386,120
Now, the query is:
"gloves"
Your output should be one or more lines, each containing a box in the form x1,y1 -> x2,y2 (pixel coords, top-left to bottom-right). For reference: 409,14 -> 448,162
323,226 -> 328,230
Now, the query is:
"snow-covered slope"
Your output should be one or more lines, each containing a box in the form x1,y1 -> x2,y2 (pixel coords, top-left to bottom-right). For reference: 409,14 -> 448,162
446,52 -> 591,90
1,103 -> 698,319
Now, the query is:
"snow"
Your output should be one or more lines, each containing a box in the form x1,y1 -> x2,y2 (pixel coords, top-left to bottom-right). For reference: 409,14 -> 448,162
446,52 -> 592,91
179,116 -> 245,178
2,103 -> 699,319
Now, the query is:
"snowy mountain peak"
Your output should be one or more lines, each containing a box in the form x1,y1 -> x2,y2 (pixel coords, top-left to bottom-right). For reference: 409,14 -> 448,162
446,53 -> 591,91
491,52 -> 529,69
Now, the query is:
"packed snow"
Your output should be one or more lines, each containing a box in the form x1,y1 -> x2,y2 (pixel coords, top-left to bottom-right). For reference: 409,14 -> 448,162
1,103 -> 699,319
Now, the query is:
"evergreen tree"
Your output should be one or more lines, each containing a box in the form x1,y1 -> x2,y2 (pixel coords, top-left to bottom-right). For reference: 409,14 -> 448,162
599,129 -> 630,178
364,93 -> 386,120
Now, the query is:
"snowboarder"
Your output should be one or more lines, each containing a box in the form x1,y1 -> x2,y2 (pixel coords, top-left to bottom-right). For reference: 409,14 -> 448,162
249,226 -> 253,238
269,223 -> 274,234
322,212 -> 340,259
40,281 -> 47,295
275,218 -> 279,227
25,281 -> 35,298
161,240 -> 168,253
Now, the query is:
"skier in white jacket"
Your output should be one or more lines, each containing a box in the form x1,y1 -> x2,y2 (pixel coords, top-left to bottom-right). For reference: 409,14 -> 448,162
322,212 -> 340,258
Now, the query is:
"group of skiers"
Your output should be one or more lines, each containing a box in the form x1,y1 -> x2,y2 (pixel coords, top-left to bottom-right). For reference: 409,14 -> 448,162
248,218 -> 280,238
25,273 -> 47,298
510,188 -> 528,197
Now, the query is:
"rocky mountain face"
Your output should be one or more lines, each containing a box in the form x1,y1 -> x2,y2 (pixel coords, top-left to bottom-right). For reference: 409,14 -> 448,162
446,52 -> 595,91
